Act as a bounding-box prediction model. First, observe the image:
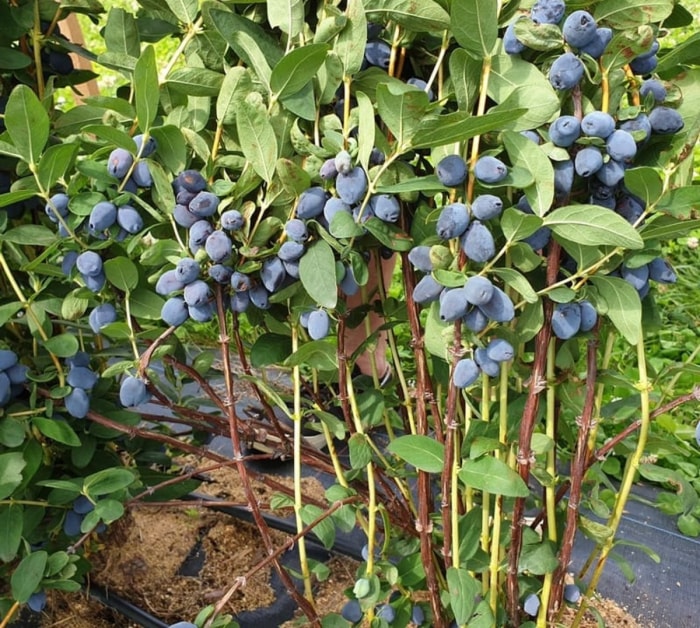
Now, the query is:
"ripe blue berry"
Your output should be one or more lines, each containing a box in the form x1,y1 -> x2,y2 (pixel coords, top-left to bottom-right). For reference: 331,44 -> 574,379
188,220 -> 213,253
364,40 -> 391,68
66,352 -> 90,368
297,187 -> 328,219
73,495 -> 94,515
436,203 -> 470,239
67,366 -> 98,390
439,288 -> 470,322
205,230 -> 233,263
531,0 -> 565,24
524,226 -> 552,251
339,265 -> 360,296
173,204 -> 199,228
581,111 -> 616,138
119,376 -> 150,407
183,280 -> 211,307
334,150 -> 353,175
371,194 -> 400,222
308,310 -> 331,340
230,291 -> 250,313
27,591 -> 47,613
133,134 -> 157,157
486,338 -> 515,362
189,191 -> 219,218
319,158 -> 338,180
220,209 -> 244,232
76,251 -> 102,277
621,263 -> 649,291
620,114 -> 652,142
83,271 -> 106,293
475,347 -> 500,378
117,205 -> 143,233
260,257 -> 287,292
596,160 -> 626,187
606,130 -> 637,163
549,116 -> 581,147
89,201 -> 118,233
552,303 -> 582,339
407,77 -> 434,101
65,387 -> 90,418
579,300 -> 598,332
471,195 -> 503,220
640,79 -> 667,102
648,257 -> 677,284
408,246 -> 433,272
284,218 -> 309,242
278,241 -> 305,262
0,350 -> 18,371
549,53 -> 584,90
283,259 -> 300,279
156,269 -> 185,296
249,284 -> 271,309
188,302 -> 214,322
412,275 -> 443,304
464,275 -> 494,306
162,297 -> 189,326
341,600 -> 363,623
574,147 -> 604,177
648,107 -> 684,134
453,358 -> 481,388
46,193 -> 70,220
554,159 -> 575,199
523,593 -> 540,616
578,27 -> 613,59
107,148 -> 133,178
562,11 -> 598,48
230,272 -> 252,292
324,197 -> 352,224
463,307 -> 489,333
376,604 -> 396,624
479,287 -> 515,322
209,264 -> 232,284
504,22 -> 526,55
336,167 -> 368,205
174,170 -> 207,194
461,221 -> 496,263
131,160 -> 153,187
436,155 -> 468,187
175,258 -> 200,284
630,54 -> 658,75
89,303 -> 117,333
411,605 -> 426,626
564,584 -> 582,604
474,156 -> 508,184
6,363 -> 28,386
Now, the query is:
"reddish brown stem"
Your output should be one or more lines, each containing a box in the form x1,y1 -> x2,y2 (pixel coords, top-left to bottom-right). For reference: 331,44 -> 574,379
549,326 -> 600,619
506,241 -> 560,625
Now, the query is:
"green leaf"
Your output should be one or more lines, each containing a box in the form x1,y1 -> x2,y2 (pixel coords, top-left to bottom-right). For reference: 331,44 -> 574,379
166,67 -> 224,97
515,299 -> 544,343
286,340 -> 338,371
601,26 -> 655,72
334,0 -> 367,76
84,468 -> 136,497
301,504 -> 336,549
150,126 -> 187,174
589,275 -> 642,345
387,435 -> 444,473
5,85 -> 49,165
501,207 -> 542,242
82,125 -> 135,152
0,190 -> 37,208
520,538 -> 559,574
503,131 -> 554,217
268,0 -> 305,38
348,433 -> 372,469
37,144 -> 78,192
513,19 -> 564,52
490,268 -> 538,303
215,67 -> 248,125
272,44 -> 329,100
104,257 -> 139,292
236,99 -> 278,183
544,205 -> 644,249
459,456 -> 530,497
164,0 -> 199,24
251,333 -> 293,367
451,0 -> 497,59
11,551 -> 47,603
277,158 -> 311,197
594,0 -> 674,28
410,108 -> 526,150
449,49 -> 481,113
0,225 -> 55,246
95,499 -> 125,524
363,218 -> 413,251
376,174 -> 447,195
0,505 -> 23,563
656,32 -> 700,74
376,82 -> 430,149
299,240 -> 337,309
104,8 -> 140,58
640,216 -> 700,241
329,210 -> 365,238
43,333 -> 79,358
0,48 -> 32,70
657,185 -> 700,220
134,46 -> 159,131
32,418 -> 81,447
364,0 -> 450,32
0,418 -> 25,448
447,567 -> 480,625
623,167 -> 663,208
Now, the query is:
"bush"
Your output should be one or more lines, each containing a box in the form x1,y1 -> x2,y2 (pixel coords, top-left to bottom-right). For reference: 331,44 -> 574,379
0,1 -> 698,627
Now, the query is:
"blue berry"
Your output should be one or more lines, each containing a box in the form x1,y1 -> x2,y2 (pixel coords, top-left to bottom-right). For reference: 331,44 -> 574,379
208,264 -> 233,284
436,154 -> 468,187
564,584 -> 582,604
183,280 -> 211,307
230,272 -> 252,292
436,203 -> 470,240
173,204 -> 199,228
308,310 -> 331,340
220,209 -> 244,231
297,187 -> 328,219
439,288 -> 470,322
156,269 -> 185,296
581,111 -> 616,138
376,604 -> 396,624
371,194 -> 400,223
339,265 -> 360,295
504,22 -> 526,55
472,194 -> 503,221
578,300 -> 598,332
364,40 -> 391,68
117,205 -> 143,233
230,291 -> 250,313
574,148 -> 604,177
188,302 -> 214,322
133,134 -> 157,157
596,160 -> 626,187
621,263 -> 649,291
132,160 -> 153,187
278,241 -> 305,262
461,221 -> 496,263
479,287 -> 515,322
453,358 -> 480,388
119,376 -> 150,407
0,350 -> 18,371
486,338 -> 514,362
67,366 -> 98,391
260,257 -> 287,292
174,170 -> 207,194
73,495 -> 94,515
107,148 -> 133,179
249,284 -> 271,309
45,193 -> 70,220
408,246 -> 433,272
648,107 -> 684,134
189,191 -> 219,218
89,303 -> 117,334
334,150 -> 353,175
648,257 -> 677,284
530,0 -> 565,24
474,156 -> 508,184
189,220 -> 213,253
27,590 -> 47,613
475,347 -> 500,378
549,116 -> 581,147
319,158 -> 338,180
640,79 -> 666,102
205,230 -> 233,263
630,54 -> 658,75
578,27 -> 613,59
341,599 -> 363,623
464,275 -> 494,306
523,593 -> 540,616
336,167 -> 368,205
284,218 -> 309,242
554,159 -> 575,200
606,130 -> 637,163
324,197 -> 352,224
562,11 -> 598,48
549,53 -> 584,90
552,303 -> 582,339
412,275 -> 443,304
65,387 -> 90,418
175,258 -> 200,285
